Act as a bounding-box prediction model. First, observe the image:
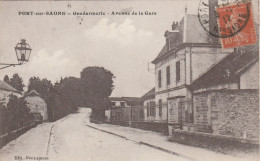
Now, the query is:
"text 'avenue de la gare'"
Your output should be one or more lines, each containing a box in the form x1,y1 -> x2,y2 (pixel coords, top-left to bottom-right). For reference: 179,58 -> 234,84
18,11 -> 157,16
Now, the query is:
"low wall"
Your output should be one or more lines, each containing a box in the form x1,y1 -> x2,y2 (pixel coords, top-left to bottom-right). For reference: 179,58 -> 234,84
109,121 -> 169,135
169,129 -> 259,153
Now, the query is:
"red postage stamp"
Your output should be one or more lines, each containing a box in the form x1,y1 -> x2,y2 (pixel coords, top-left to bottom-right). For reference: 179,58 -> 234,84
216,1 -> 257,49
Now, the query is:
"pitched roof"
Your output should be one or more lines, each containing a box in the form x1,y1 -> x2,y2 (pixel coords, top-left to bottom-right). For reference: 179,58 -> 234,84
109,97 -> 142,106
0,80 -> 20,93
109,97 -> 125,101
190,45 -> 259,90
25,90 -> 41,97
141,87 -> 155,100
121,97 -> 142,106
152,14 -> 218,64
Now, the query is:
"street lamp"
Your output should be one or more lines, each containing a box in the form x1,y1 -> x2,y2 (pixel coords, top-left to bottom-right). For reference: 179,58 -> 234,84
0,39 -> 32,70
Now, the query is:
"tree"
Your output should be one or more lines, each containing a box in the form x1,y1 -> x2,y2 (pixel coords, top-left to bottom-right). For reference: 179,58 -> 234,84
9,74 -> 25,91
27,77 -> 53,97
80,67 -> 115,123
27,76 -> 82,121
3,75 -> 10,84
27,76 -> 54,120
50,77 -> 82,119
6,94 -> 30,130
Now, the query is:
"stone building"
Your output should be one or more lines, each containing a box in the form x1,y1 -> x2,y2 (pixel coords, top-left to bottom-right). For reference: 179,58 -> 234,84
25,90 -> 48,121
190,45 -> 259,139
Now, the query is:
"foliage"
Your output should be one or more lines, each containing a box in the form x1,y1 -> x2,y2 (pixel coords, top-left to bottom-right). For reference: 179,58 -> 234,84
25,66 -> 114,123
0,94 -> 33,135
80,66 -> 115,122
5,74 -> 25,91
27,76 -> 53,97
3,75 -> 10,84
27,76 -> 83,121
50,77 -> 82,120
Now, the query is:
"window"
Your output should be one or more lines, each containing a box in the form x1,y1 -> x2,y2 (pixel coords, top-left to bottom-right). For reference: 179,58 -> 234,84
147,102 -> 150,117
150,101 -> 155,107
110,102 -> 116,107
150,107 -> 156,117
166,37 -> 170,51
159,99 -> 162,116
150,101 -> 156,117
211,96 -> 217,108
158,70 -> 162,88
176,61 -> 180,82
166,66 -> 170,85
120,102 -> 125,107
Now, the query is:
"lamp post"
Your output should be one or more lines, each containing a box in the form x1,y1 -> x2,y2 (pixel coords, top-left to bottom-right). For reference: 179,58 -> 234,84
0,39 -> 32,70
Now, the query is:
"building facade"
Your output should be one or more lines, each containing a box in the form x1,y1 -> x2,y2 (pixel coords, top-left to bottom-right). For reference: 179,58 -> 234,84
150,13 -> 259,139
190,46 -> 259,138
106,97 -> 142,123
106,8 -> 259,140
151,14 -> 234,132
25,90 -> 48,121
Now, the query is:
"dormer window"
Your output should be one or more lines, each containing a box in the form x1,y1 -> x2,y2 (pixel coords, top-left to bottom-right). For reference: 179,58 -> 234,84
166,37 -> 170,51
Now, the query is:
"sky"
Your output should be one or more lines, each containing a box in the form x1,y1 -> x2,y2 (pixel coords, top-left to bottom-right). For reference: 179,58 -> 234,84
0,0 -> 258,97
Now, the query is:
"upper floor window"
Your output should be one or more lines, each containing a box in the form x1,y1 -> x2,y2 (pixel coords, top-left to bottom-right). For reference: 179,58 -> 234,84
120,102 -> 125,107
158,70 -> 162,88
110,102 -> 116,106
150,101 -> 156,107
176,61 -> 180,82
159,99 -> 162,116
166,37 -> 170,51
166,66 -> 170,85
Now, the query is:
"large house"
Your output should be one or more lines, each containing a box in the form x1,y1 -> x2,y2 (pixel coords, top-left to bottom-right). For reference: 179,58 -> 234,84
150,13 -> 234,131
147,9 -> 260,139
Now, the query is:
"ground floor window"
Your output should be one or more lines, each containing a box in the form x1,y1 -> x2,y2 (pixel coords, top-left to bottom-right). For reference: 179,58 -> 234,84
150,107 -> 156,117
159,99 -> 162,116
148,101 -> 156,117
146,102 -> 150,117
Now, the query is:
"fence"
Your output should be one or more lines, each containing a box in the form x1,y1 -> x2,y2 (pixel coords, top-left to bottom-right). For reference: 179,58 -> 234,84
109,105 -> 169,134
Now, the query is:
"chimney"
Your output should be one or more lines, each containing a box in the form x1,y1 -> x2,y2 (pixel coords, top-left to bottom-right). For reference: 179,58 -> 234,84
172,21 -> 179,30
209,0 -> 219,43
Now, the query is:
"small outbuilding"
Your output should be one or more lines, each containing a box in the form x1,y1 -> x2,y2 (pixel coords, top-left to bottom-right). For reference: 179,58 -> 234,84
25,90 -> 48,122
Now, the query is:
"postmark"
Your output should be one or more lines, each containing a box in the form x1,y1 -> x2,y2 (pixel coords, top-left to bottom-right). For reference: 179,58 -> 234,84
198,0 -> 251,38
216,1 -> 257,48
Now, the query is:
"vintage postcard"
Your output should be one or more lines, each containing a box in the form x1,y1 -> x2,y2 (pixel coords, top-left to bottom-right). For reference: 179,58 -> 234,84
0,0 -> 259,161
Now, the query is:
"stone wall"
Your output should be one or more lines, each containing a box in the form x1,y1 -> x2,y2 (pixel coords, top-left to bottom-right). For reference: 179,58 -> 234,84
193,89 -> 259,139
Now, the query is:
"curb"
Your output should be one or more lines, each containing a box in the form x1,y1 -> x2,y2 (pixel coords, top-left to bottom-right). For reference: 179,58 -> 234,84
46,124 -> 55,156
85,124 -> 198,161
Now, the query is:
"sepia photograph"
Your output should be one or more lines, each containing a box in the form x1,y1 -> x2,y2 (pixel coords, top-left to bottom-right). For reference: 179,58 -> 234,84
0,0 -> 259,161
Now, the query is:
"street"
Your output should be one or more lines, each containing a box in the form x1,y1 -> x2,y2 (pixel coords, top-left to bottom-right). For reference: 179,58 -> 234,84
0,108 -> 188,161
0,108 -> 259,161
